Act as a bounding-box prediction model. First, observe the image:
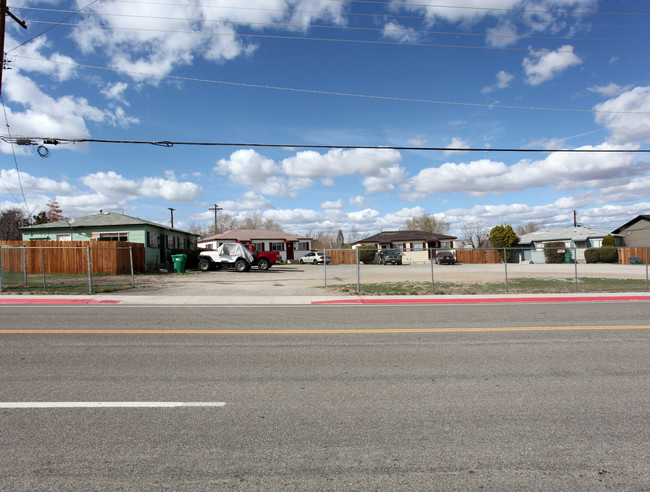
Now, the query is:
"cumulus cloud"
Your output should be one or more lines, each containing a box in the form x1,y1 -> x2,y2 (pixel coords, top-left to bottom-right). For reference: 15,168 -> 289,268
321,199 -> 343,209
281,148 -> 403,179
594,86 -> 650,144
81,171 -> 202,202
405,143 -> 646,199
588,83 -> 631,97
486,22 -> 518,48
67,0 -> 346,83
523,45 -> 582,86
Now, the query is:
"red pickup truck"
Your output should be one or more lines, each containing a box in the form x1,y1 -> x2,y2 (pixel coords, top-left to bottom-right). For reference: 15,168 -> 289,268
243,243 -> 280,271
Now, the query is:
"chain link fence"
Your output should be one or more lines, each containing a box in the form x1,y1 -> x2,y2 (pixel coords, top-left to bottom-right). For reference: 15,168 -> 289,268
317,246 -> 650,295
0,245 -> 136,294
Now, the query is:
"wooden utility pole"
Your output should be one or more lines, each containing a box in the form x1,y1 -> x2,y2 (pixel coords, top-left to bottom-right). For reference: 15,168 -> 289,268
0,0 -> 27,97
208,204 -> 222,234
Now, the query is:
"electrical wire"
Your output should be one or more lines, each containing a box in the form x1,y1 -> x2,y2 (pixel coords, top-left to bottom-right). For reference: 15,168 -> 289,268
11,54 -> 650,115
9,0 -> 100,53
0,95 -> 30,214
13,13 -> 650,45
17,20 -> 650,56
3,136 -> 648,153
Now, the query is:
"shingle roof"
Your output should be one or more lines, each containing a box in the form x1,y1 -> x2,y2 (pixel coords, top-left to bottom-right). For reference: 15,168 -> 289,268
199,229 -> 311,242
354,230 -> 456,244
518,226 -> 618,244
20,212 -> 198,236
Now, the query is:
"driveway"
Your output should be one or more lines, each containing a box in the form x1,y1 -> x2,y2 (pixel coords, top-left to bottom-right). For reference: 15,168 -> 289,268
128,263 -> 649,297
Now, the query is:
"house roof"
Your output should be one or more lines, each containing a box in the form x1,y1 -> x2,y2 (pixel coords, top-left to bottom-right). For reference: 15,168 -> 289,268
353,230 -> 456,245
20,212 -> 198,236
611,215 -> 650,234
199,229 -> 311,243
518,226 -> 618,244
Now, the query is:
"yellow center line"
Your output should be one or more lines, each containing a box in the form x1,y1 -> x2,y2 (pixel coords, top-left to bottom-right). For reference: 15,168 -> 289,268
1,325 -> 649,334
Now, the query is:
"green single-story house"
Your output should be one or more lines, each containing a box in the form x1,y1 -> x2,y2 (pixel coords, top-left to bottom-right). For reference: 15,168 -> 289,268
20,212 -> 199,271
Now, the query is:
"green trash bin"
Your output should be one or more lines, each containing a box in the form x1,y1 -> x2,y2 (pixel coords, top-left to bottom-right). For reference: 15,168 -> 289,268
564,252 -> 572,263
171,254 -> 188,273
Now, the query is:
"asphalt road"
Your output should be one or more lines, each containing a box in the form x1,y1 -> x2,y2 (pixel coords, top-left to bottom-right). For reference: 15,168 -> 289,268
1,303 -> 649,490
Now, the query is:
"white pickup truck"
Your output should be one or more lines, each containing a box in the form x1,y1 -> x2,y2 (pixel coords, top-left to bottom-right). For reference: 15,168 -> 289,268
197,243 -> 255,272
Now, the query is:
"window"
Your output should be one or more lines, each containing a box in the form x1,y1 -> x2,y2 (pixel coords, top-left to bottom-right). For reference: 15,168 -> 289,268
167,236 -> 175,249
253,242 -> 265,252
440,241 -> 452,249
98,232 -> 128,242
147,232 -> 158,248
413,242 -> 424,250
295,242 -> 309,251
270,242 -> 283,251
56,234 -> 72,241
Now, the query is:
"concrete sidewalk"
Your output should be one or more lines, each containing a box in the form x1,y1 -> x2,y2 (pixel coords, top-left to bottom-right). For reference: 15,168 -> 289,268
1,292 -> 650,305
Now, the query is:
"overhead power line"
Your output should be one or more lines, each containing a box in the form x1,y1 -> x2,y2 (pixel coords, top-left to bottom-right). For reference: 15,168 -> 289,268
3,135 -> 649,153
11,55 -> 650,115
16,20 -> 650,56
14,14 -> 650,45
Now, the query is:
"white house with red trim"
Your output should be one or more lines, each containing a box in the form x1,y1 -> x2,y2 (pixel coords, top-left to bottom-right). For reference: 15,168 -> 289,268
198,229 -> 313,262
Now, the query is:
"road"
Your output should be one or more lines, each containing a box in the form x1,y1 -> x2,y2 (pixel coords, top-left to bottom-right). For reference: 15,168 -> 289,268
1,302 -> 649,490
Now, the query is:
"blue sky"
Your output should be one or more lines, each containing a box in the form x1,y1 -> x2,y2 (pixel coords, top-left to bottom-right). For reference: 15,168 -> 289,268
1,0 -> 649,241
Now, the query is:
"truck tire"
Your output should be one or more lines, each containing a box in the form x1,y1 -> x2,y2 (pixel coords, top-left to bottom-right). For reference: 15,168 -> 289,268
257,258 -> 271,271
234,259 -> 250,272
198,259 -> 212,271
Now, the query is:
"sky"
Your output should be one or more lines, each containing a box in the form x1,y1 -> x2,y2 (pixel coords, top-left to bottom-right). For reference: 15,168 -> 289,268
1,0 -> 649,241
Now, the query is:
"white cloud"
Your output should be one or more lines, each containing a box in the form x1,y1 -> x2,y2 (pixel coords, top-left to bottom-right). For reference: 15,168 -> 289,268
444,137 -> 471,155
81,171 -> 202,203
482,70 -> 514,93
588,83 -> 631,97
321,199 -> 343,209
383,21 -> 420,43
523,45 -> 582,86
407,135 -> 428,147
0,169 -> 77,195
101,82 -> 129,101
215,149 -> 281,186
405,143 -> 646,198
281,148 -> 403,179
594,86 -> 650,144
486,22 -> 518,48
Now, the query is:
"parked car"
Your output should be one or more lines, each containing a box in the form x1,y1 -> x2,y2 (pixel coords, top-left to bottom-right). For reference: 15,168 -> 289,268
299,252 -> 332,264
378,249 -> 402,265
435,251 -> 456,265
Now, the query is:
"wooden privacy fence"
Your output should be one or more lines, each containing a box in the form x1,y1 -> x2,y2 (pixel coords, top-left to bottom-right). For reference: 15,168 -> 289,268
320,248 -> 503,264
617,247 -> 649,264
0,241 -> 145,274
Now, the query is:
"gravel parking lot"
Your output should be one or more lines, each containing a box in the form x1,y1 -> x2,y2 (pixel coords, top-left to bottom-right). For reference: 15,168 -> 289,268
131,262 -> 650,297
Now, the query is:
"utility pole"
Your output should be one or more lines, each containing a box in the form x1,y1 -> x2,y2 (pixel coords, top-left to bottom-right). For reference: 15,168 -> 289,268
208,204 -> 222,234
168,207 -> 175,229
0,0 -> 27,97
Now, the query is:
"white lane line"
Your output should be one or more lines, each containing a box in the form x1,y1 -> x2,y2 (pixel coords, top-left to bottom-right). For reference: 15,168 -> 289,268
0,402 -> 226,408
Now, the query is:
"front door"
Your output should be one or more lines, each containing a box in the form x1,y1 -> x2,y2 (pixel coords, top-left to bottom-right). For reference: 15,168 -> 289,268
286,242 -> 294,261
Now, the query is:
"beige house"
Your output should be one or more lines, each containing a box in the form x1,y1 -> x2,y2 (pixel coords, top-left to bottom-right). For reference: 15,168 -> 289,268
612,215 -> 650,247
352,230 -> 457,264
198,229 -> 312,262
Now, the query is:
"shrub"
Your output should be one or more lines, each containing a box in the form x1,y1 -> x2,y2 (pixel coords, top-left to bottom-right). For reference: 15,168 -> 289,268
489,225 -> 519,262
357,245 -> 377,264
602,234 -> 616,247
584,248 -> 600,263
599,247 -> 618,263
544,242 -> 567,264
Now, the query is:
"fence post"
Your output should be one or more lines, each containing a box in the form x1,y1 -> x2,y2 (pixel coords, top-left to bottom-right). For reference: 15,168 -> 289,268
129,247 -> 135,288
573,245 -> 579,293
642,246 -> 648,289
87,246 -> 93,294
22,245 -> 27,286
41,247 -> 46,292
356,247 -> 360,294
324,248 -> 327,288
503,248 -> 509,293
0,247 -> 3,293
430,255 -> 435,294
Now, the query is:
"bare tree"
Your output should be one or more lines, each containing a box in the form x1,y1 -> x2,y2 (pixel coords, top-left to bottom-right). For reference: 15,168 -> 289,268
237,213 -> 284,232
516,221 -> 544,236
0,207 -> 28,240
403,213 -> 450,234
461,221 -> 490,249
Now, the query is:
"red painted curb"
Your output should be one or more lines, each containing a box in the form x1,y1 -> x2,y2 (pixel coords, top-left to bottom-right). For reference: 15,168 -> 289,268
0,299 -> 121,305
313,295 -> 650,305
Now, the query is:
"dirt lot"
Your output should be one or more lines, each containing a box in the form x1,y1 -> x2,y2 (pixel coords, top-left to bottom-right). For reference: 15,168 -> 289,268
130,263 -> 650,297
